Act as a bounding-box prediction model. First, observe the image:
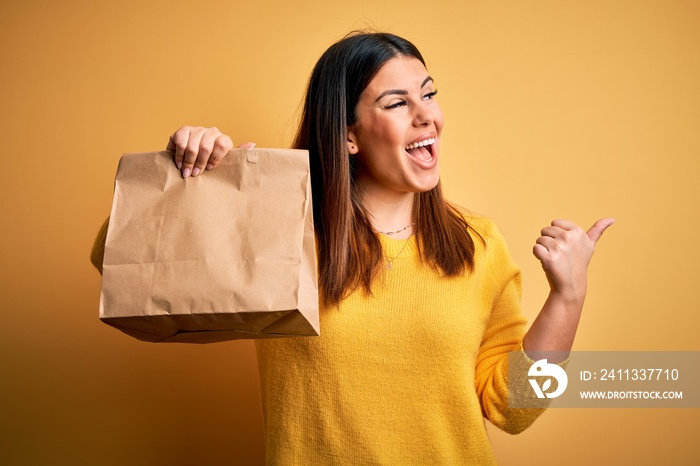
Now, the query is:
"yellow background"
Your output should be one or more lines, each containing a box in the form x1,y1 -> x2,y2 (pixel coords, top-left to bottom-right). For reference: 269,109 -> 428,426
2,0 -> 699,464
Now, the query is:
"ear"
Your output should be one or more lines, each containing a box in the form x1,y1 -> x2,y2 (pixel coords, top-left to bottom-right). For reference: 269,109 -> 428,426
346,127 -> 359,155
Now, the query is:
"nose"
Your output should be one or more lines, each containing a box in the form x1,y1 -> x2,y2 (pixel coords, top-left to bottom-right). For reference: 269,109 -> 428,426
413,101 -> 435,127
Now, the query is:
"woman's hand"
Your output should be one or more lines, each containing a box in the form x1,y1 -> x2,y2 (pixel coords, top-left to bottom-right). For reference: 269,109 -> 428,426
166,126 -> 255,178
533,218 -> 615,303
523,217 -> 615,356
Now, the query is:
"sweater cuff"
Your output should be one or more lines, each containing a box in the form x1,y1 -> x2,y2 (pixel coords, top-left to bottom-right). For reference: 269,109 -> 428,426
507,341 -> 570,409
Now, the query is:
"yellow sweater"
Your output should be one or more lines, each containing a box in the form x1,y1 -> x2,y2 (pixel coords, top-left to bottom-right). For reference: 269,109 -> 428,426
255,216 -> 548,465
92,215 -> 551,464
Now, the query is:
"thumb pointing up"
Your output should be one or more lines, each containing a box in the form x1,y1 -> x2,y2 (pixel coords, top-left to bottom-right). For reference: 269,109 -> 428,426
586,218 -> 616,244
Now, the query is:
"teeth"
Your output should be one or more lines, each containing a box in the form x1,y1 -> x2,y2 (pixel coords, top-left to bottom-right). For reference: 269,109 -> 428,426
405,138 -> 436,150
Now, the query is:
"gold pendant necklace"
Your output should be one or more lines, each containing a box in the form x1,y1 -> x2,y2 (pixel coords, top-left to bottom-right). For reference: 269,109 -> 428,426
384,236 -> 412,271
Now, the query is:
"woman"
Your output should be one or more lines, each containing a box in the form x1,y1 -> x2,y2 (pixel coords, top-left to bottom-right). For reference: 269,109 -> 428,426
97,32 -> 612,464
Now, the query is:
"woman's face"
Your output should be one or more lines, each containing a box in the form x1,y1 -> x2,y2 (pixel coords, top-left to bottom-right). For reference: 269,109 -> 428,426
348,56 -> 443,199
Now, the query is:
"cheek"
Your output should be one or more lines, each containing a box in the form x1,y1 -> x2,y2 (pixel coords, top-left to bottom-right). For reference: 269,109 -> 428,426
358,113 -> 404,147
434,107 -> 445,133
357,146 -> 401,183
359,150 -> 392,176
368,122 -> 401,149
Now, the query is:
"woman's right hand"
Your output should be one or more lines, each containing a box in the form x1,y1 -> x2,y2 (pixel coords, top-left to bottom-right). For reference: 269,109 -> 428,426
166,126 -> 256,178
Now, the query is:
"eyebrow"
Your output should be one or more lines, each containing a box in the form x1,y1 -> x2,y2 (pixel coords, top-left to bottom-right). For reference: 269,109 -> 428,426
374,76 -> 434,102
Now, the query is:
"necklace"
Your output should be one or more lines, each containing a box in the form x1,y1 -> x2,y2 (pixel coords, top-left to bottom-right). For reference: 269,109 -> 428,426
384,235 -> 413,271
379,222 -> 415,236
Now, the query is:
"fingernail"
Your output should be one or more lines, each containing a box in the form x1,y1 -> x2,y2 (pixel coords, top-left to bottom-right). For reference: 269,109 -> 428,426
192,167 -> 200,177
183,168 -> 191,178
251,143 -> 256,148
176,160 -> 182,170
206,163 -> 214,170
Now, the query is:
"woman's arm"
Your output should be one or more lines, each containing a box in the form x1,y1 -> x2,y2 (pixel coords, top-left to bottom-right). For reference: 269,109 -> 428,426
523,218 -> 615,361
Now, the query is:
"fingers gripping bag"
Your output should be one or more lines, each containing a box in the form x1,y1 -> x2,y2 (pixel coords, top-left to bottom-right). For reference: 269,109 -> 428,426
98,149 -> 319,343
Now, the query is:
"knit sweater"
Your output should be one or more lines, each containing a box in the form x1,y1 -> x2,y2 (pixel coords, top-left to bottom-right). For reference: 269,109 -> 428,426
91,215 -> 554,464
255,216 -> 550,465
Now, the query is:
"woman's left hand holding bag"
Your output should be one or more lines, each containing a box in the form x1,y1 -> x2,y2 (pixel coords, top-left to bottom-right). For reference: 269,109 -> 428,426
166,125 -> 255,178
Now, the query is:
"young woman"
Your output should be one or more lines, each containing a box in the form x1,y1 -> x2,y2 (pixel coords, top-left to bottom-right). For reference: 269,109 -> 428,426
96,32 -> 613,464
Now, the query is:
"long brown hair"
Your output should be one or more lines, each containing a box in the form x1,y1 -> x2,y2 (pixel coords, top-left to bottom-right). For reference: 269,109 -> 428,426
293,32 -> 476,306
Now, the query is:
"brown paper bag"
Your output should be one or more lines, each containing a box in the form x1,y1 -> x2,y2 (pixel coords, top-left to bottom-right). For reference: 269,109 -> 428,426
99,149 -> 319,343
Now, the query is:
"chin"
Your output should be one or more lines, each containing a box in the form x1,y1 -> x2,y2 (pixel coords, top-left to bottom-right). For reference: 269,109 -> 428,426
411,172 -> 441,193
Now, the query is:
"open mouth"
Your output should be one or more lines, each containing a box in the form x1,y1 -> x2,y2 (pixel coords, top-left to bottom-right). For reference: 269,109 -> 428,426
405,137 -> 436,163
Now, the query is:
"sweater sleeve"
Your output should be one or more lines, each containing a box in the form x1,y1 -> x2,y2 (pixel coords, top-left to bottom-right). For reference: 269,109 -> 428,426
90,216 -> 110,275
473,221 -> 563,434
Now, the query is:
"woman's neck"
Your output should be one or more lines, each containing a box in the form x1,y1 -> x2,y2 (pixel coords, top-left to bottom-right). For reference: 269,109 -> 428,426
360,188 -> 415,239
